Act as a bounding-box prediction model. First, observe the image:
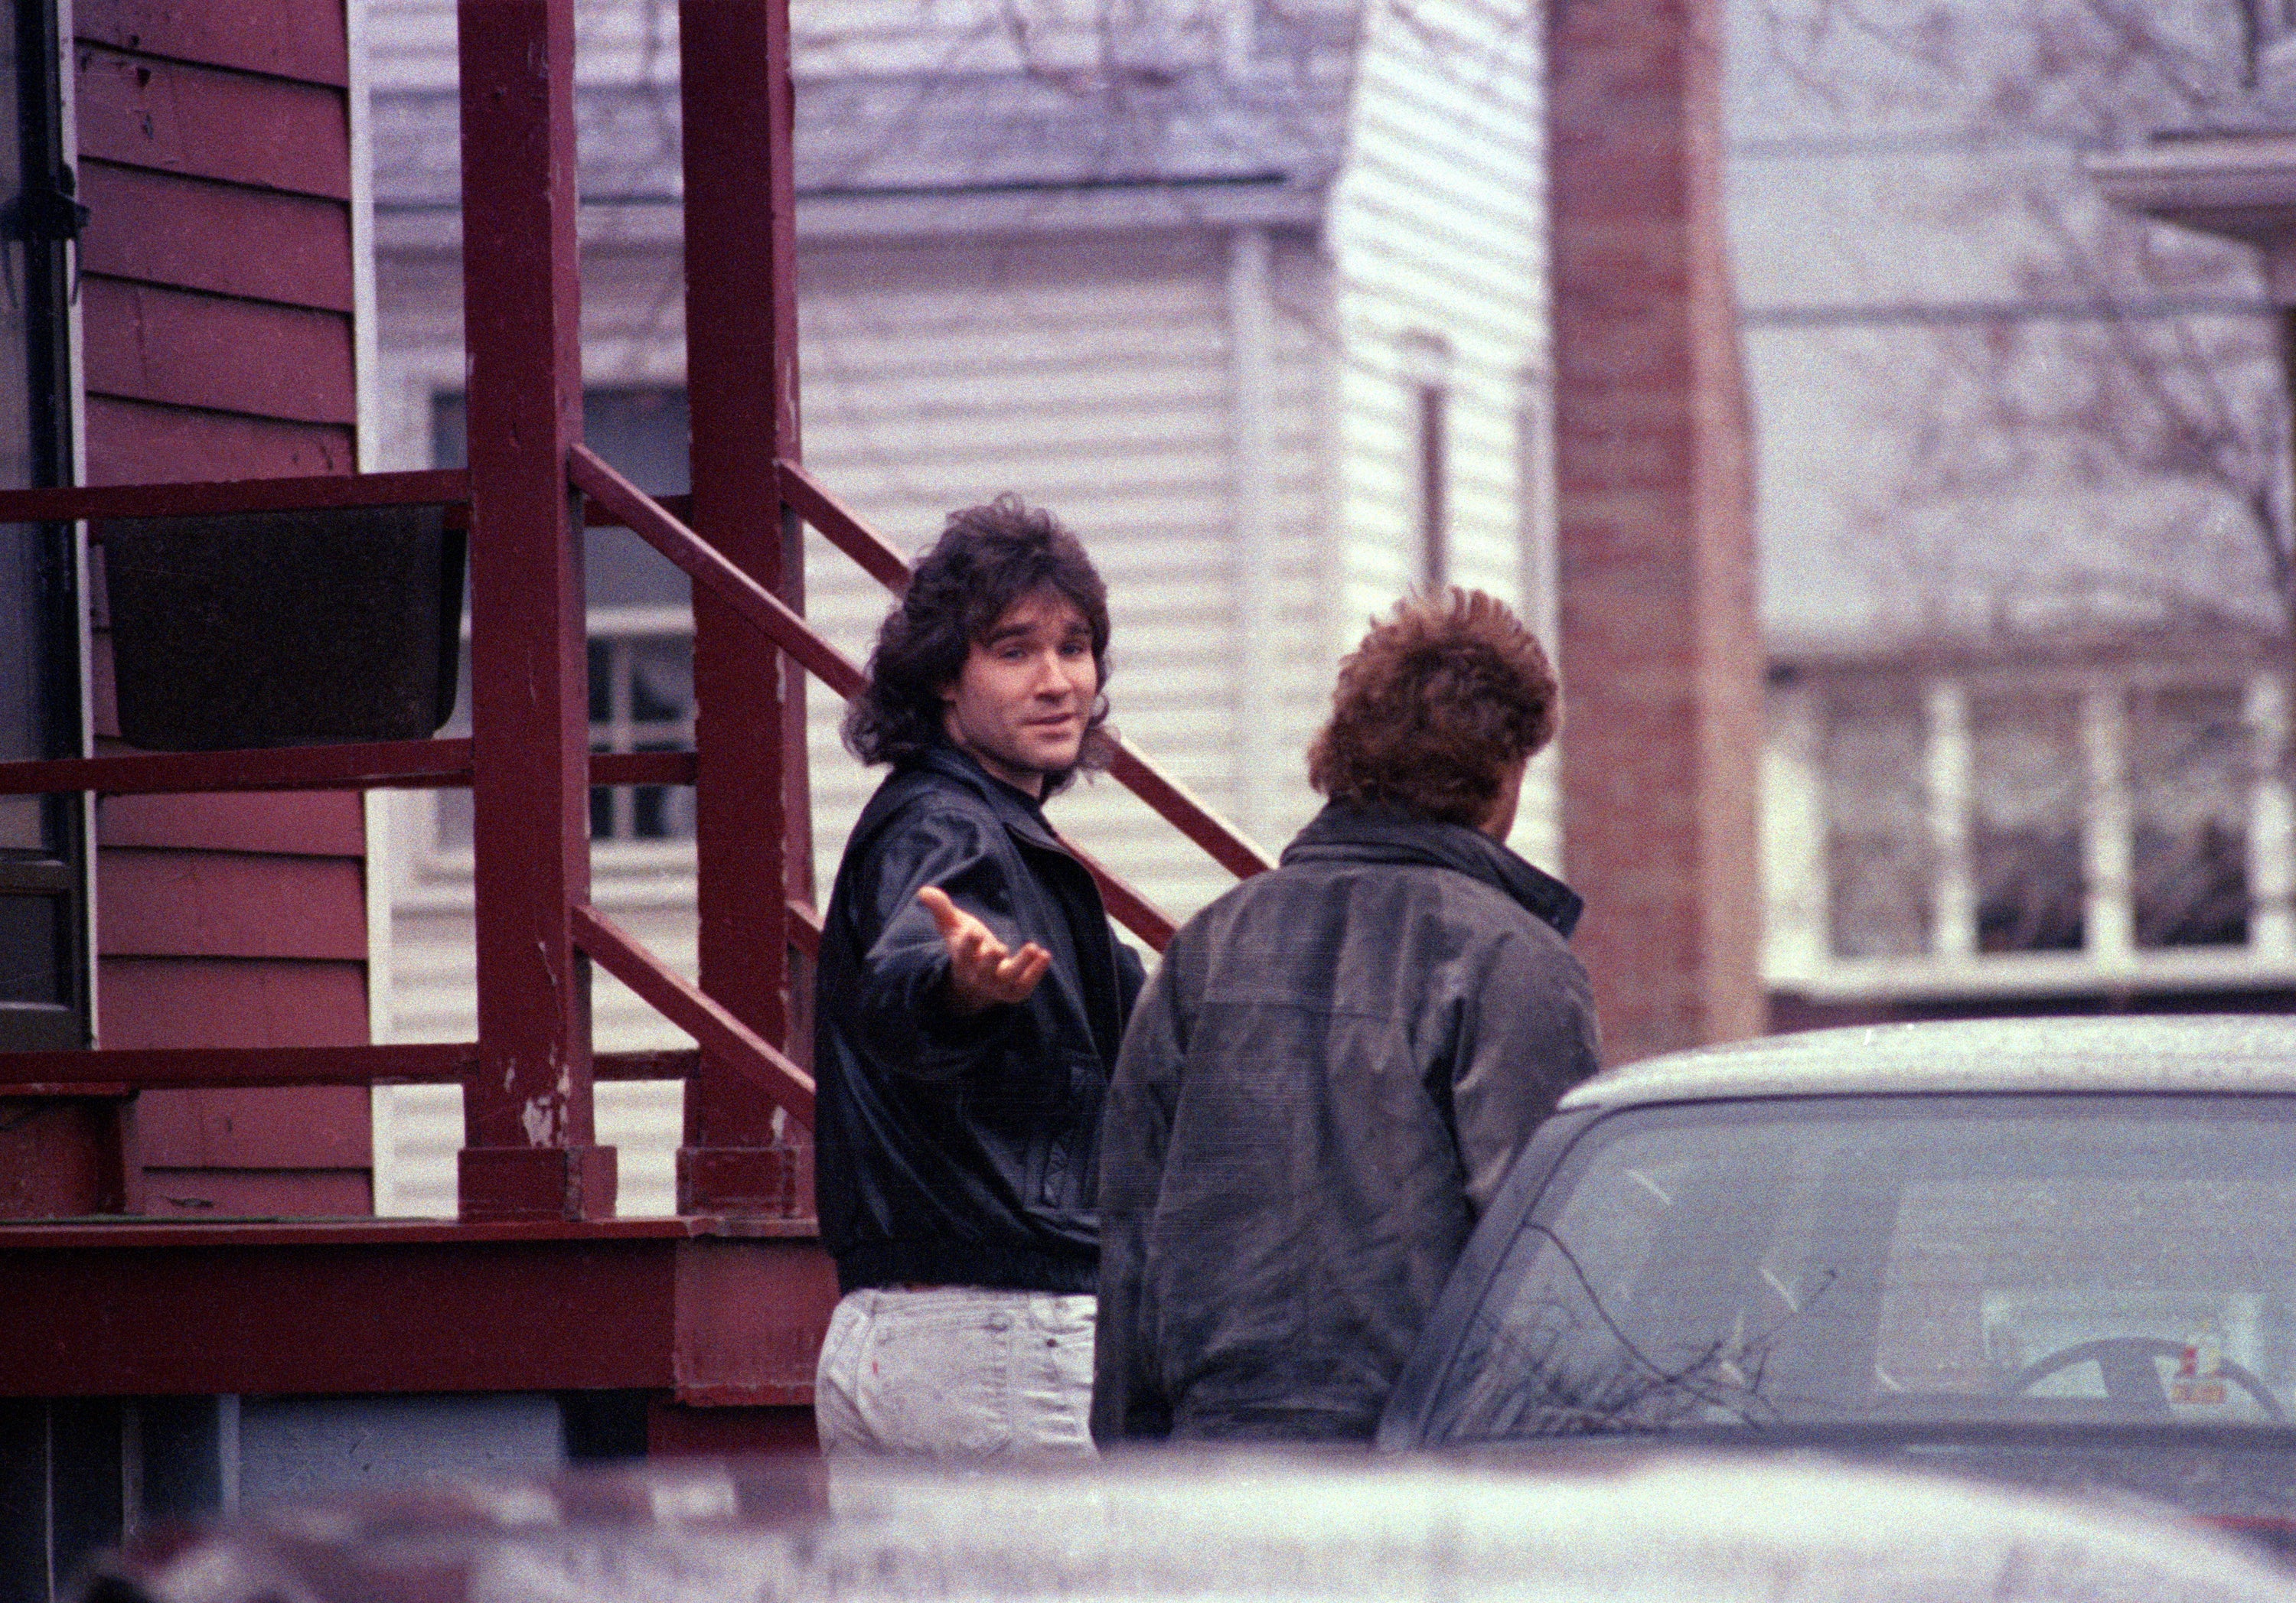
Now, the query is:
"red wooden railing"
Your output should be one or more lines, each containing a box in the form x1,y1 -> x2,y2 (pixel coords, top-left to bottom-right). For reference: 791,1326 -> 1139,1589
0,0 -> 1273,1227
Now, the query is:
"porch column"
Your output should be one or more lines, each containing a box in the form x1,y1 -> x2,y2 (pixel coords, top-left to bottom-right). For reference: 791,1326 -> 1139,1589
455,0 -> 614,1219
680,0 -> 814,1214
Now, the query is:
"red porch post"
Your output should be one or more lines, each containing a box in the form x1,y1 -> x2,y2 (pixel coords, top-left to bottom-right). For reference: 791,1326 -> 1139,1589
677,0 -> 814,1214
455,0 -> 615,1218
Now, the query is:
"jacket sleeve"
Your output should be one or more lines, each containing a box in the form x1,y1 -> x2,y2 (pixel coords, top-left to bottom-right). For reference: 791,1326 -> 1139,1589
1092,942 -> 1187,1444
1448,927 -> 1603,1215
846,803 -> 1035,1083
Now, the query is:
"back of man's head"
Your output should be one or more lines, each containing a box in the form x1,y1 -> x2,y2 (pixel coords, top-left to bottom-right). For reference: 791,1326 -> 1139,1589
1307,588 -> 1560,829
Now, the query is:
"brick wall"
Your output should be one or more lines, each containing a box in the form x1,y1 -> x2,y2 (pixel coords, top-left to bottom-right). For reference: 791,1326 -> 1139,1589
1549,0 -> 1763,1064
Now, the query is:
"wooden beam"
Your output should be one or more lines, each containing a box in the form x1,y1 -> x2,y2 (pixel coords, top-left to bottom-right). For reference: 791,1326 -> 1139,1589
0,467 -> 466,526
0,744 -> 693,797
570,902 -> 817,1127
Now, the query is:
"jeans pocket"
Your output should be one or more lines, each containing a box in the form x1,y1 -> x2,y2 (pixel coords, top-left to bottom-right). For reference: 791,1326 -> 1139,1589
817,1295 -> 869,1386
855,1296 -> 1015,1456
813,1295 -> 874,1454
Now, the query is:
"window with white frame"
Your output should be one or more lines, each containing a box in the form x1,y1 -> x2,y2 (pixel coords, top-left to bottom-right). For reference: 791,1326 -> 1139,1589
1968,690 -> 2085,953
431,387 -> 696,852
586,614 -> 694,841
1822,683 -> 1931,959
433,611 -> 695,849
2128,686 -> 2249,949
1808,670 -> 2274,968
1402,333 -> 1450,587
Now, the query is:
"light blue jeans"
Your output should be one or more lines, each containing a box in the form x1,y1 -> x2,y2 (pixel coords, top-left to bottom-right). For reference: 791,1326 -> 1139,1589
814,1286 -> 1097,1458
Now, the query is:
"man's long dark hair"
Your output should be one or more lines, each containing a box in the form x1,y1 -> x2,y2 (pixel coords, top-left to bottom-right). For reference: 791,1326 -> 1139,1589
843,495 -> 1115,795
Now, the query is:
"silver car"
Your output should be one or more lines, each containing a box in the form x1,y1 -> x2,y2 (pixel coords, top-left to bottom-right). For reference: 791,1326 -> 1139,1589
1378,1015 -> 2296,1552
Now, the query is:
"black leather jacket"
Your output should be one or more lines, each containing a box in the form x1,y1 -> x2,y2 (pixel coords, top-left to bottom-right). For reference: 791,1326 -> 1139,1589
814,744 -> 1145,1296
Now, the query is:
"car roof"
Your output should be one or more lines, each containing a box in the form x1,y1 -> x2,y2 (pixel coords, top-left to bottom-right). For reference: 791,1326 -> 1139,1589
1556,1015 -> 2296,1111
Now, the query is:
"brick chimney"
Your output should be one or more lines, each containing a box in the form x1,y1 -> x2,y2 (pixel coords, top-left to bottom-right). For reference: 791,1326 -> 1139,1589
1549,0 -> 1763,1063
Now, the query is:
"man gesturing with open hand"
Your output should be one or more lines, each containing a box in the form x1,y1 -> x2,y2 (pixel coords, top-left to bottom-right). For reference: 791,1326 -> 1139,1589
811,498 -> 1143,1460
917,885 -> 1052,1012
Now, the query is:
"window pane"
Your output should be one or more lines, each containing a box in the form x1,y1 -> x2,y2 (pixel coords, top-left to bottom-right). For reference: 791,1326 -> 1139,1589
1822,684 -> 1929,957
432,389 -> 692,608
2129,688 -> 2249,949
1971,691 -> 2084,952
589,634 -> 694,842
0,524 -> 54,851
0,893 -> 60,1006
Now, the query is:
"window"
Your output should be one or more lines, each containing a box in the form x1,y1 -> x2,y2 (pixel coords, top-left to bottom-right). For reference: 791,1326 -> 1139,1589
1821,685 -> 1931,959
1403,334 -> 1450,586
1421,1096 -> 2296,1443
435,614 -> 695,849
586,620 -> 693,842
430,388 -> 696,850
2129,687 -> 2248,949
1805,671 -> 2262,967
1970,692 -> 2084,953
0,0 -> 84,1049
430,388 -> 692,611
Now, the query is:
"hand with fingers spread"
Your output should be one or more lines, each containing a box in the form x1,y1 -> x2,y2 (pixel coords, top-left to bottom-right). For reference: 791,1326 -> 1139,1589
918,885 -> 1052,1014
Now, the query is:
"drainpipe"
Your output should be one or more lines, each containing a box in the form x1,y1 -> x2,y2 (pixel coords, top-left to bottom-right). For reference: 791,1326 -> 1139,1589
1228,226 -> 1276,840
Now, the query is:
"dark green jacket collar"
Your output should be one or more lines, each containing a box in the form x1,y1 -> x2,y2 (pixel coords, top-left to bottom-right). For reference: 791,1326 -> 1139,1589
1280,800 -> 1583,938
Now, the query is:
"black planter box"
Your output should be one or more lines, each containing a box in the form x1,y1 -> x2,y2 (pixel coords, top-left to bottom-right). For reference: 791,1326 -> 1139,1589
99,505 -> 465,751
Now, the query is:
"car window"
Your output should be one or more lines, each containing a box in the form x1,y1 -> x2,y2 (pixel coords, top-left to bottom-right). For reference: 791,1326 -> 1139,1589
1420,1096 -> 2296,1443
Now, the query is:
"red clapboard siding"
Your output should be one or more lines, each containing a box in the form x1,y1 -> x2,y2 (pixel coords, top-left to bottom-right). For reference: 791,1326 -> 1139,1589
97,959 -> 369,1049
83,396 -> 354,482
80,162 -> 354,312
142,1170 -> 373,1216
83,278 -> 355,424
138,1086 -> 370,1167
76,46 -> 350,200
99,793 -> 365,855
97,851 -> 366,960
73,0 -> 371,1210
77,0 -> 348,86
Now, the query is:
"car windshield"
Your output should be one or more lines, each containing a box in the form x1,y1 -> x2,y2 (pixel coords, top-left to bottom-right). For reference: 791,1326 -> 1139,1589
1420,1095 -> 2296,1445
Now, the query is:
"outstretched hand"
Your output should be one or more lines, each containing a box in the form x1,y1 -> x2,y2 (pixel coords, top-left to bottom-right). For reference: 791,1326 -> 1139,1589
918,885 -> 1052,1014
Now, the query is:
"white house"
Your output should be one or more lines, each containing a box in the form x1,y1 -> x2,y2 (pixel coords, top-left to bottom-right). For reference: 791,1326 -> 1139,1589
360,0 -> 1557,1214
1729,0 -> 2296,1027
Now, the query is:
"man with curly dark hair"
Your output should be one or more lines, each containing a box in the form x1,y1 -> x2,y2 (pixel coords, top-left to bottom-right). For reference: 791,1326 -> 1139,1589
1094,588 -> 1601,1444
812,495 -> 1144,1458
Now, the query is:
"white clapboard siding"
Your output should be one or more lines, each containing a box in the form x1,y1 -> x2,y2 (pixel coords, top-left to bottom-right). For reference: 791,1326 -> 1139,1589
1321,0 -> 1557,860
797,228 -> 1322,926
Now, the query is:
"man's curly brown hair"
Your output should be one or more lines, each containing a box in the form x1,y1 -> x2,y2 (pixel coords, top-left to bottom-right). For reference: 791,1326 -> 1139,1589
1306,588 -> 1561,828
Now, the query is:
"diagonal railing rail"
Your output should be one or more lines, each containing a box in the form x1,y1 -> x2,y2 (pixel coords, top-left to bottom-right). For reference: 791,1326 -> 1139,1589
569,442 -> 1269,956
773,458 -> 1278,885
569,903 -> 815,1124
